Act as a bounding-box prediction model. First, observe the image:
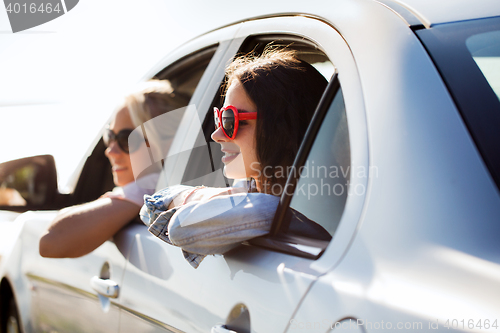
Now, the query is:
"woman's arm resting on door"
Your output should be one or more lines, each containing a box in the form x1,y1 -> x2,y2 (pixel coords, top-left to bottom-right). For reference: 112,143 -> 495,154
39,197 -> 140,258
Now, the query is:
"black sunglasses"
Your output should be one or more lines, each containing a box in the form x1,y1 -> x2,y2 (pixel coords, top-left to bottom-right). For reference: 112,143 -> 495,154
103,127 -> 143,154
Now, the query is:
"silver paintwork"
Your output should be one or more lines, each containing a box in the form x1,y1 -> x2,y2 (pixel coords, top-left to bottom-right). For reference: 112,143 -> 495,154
1,0 -> 499,332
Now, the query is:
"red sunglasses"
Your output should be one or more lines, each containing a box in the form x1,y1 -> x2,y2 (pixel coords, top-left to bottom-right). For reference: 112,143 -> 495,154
214,105 -> 257,140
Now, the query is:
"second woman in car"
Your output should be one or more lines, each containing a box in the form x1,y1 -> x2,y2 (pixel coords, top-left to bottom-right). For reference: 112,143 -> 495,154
40,80 -> 186,258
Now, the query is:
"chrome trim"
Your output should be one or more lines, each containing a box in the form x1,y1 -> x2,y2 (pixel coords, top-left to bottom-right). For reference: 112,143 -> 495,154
90,276 -> 119,299
375,0 -> 430,28
27,273 -> 185,332
27,273 -> 99,300
116,304 -> 186,333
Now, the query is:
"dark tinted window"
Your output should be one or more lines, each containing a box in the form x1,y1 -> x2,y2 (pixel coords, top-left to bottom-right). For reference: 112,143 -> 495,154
417,17 -> 500,190
466,30 -> 500,101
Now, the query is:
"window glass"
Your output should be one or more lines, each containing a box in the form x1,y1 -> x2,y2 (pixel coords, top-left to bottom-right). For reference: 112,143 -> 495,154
416,17 -> 500,191
285,88 -> 350,239
132,47 -> 217,179
297,50 -> 335,81
74,47 -> 217,204
154,45 -> 217,101
466,30 -> 500,101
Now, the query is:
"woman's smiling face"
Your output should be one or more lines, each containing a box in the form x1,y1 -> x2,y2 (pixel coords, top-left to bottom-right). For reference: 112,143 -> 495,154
105,106 -> 136,187
211,80 -> 260,180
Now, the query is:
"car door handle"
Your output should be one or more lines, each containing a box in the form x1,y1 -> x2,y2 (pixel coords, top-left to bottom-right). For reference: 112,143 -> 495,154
211,325 -> 238,333
90,276 -> 119,298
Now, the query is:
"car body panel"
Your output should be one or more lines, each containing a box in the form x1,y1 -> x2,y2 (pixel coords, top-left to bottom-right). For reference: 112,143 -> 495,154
116,17 -> 357,332
286,1 -> 500,331
117,224 -> 320,332
4,212 -> 128,333
1,0 -> 500,332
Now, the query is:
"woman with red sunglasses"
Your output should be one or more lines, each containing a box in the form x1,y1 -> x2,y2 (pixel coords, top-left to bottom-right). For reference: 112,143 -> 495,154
142,49 -> 329,268
40,80 -> 186,258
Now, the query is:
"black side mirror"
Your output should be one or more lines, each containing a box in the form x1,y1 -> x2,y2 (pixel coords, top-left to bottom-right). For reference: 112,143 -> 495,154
0,155 -> 58,210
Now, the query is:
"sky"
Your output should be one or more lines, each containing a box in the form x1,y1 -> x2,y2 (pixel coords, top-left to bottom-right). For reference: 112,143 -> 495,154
0,0 -> 326,191
0,0 -> 206,190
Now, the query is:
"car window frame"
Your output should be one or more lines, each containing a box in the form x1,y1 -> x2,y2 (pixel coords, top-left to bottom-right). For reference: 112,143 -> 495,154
234,17 -> 369,273
68,38 -> 232,211
168,16 -> 369,274
178,32 -> 336,188
157,36 -> 248,190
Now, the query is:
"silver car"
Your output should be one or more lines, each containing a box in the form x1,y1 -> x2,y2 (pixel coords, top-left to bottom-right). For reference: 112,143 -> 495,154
1,0 -> 499,332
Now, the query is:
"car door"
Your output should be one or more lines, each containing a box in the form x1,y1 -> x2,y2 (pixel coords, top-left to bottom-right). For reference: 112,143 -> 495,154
115,16 -> 367,333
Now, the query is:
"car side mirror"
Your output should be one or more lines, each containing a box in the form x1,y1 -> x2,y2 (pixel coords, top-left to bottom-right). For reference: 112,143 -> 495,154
0,155 -> 58,209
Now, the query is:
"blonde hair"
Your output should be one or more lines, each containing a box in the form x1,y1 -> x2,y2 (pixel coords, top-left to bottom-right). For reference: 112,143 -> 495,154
124,80 -> 185,127
115,80 -> 189,179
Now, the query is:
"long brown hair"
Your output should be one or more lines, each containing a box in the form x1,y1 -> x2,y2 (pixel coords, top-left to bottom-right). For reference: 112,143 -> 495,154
225,49 -> 328,194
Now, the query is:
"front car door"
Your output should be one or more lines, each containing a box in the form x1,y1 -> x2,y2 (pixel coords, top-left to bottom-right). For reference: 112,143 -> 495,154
116,16 -> 366,333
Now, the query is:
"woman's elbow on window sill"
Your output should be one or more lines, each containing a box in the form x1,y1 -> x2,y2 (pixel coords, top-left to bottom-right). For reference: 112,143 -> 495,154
39,233 -> 84,258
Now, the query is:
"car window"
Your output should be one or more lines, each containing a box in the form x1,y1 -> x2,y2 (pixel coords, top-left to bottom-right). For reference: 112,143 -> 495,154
180,36 -> 335,188
153,45 -> 217,100
286,88 -> 349,238
416,17 -> 500,191
466,30 -> 500,101
176,35 -> 349,258
71,47 -> 217,206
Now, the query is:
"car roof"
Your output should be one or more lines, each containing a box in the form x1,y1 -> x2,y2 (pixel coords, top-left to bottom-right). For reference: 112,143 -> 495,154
184,0 -> 500,32
382,0 -> 500,27
2,0 -> 499,194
